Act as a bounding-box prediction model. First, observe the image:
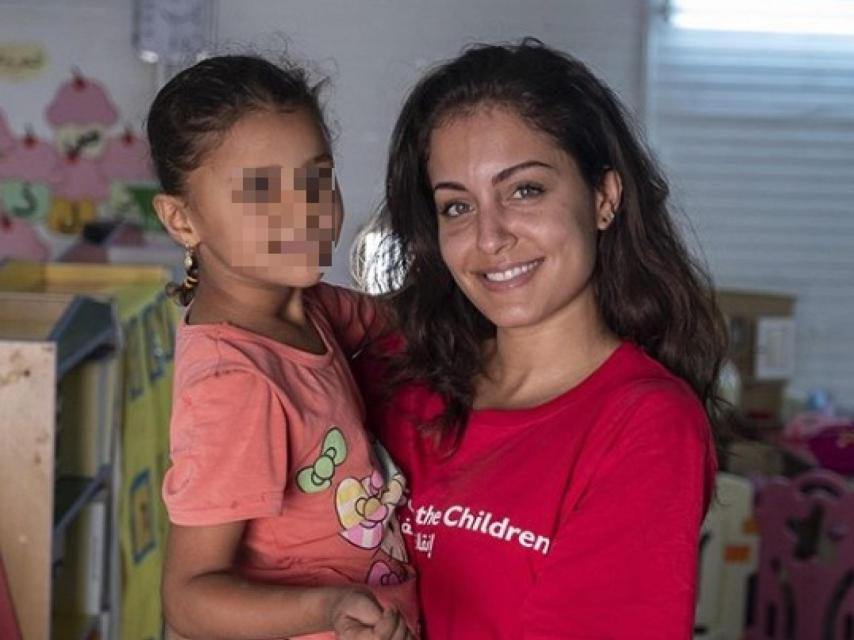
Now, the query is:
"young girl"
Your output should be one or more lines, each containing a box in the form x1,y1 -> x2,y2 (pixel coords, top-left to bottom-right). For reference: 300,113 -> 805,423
148,55 -> 417,640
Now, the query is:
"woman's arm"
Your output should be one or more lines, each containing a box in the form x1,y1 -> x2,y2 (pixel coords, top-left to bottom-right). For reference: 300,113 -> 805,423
163,521 -> 407,639
311,283 -> 391,356
521,388 -> 716,640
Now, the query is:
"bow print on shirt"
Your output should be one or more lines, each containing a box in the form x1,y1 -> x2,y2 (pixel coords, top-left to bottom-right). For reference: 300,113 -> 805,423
336,466 -> 406,549
296,427 -> 347,493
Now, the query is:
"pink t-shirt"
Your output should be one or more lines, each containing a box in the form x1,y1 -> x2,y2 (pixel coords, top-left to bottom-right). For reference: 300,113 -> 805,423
162,284 -> 418,635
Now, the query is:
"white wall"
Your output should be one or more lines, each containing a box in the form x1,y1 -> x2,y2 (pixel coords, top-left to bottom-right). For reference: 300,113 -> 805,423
0,0 -> 155,135
214,0 -> 649,283
0,0 -> 648,282
3,1 -> 852,408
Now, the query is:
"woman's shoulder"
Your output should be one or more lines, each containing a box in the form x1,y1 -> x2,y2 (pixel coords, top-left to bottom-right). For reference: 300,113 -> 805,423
601,342 -> 701,402
591,342 -> 710,441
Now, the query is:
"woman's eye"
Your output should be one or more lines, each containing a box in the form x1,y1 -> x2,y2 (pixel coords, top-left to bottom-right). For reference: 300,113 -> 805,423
512,184 -> 544,199
440,201 -> 471,217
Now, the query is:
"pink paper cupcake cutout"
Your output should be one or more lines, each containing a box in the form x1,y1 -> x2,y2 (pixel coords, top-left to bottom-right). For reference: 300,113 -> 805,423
0,109 -> 15,157
53,154 -> 110,201
0,131 -> 61,182
46,70 -> 119,128
100,128 -> 154,181
0,209 -> 49,261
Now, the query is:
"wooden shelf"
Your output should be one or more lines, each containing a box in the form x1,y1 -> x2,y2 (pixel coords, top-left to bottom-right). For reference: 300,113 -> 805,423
51,612 -> 99,640
0,292 -> 118,640
0,292 -> 115,378
52,466 -> 111,565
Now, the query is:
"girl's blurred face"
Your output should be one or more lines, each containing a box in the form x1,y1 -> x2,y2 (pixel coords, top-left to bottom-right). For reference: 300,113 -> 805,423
186,108 -> 342,288
428,105 -> 618,332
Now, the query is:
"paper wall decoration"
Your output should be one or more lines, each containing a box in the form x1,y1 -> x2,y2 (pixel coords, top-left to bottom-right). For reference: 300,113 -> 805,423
0,130 -> 58,223
0,43 -> 47,82
0,110 -> 14,158
102,128 -> 158,230
0,69 -> 160,240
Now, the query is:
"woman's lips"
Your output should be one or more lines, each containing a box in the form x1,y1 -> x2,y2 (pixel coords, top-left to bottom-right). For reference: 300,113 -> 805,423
478,258 -> 544,291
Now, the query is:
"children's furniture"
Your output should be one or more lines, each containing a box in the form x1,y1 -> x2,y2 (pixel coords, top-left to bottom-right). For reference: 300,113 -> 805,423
749,470 -> 854,640
696,472 -> 760,640
0,261 -> 176,640
0,291 -> 116,640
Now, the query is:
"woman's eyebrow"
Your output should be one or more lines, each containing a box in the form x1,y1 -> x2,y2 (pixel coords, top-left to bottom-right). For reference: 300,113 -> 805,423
433,181 -> 466,194
433,160 -> 555,194
492,160 -> 555,185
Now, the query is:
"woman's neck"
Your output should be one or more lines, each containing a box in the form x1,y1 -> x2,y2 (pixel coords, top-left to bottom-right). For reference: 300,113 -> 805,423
475,297 -> 620,411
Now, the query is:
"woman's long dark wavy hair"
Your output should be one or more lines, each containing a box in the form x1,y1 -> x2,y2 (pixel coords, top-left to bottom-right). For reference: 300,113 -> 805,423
368,38 -> 728,442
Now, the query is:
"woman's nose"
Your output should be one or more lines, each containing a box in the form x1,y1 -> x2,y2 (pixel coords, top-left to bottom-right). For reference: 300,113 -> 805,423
475,202 -> 514,255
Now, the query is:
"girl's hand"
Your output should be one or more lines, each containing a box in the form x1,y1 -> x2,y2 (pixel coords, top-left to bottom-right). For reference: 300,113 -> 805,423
370,607 -> 415,640
328,587 -> 384,638
330,590 -> 414,640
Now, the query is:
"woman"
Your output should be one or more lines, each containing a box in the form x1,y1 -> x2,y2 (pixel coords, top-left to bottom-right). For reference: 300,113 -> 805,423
359,39 -> 727,639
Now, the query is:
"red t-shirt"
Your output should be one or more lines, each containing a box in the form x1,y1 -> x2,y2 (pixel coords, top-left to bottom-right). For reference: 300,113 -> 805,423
366,342 -> 716,639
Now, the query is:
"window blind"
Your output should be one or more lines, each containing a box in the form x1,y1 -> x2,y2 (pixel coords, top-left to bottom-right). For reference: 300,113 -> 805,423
648,3 -> 854,405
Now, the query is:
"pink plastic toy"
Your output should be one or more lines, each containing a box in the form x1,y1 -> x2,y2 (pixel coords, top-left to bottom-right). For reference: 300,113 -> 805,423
749,470 -> 854,639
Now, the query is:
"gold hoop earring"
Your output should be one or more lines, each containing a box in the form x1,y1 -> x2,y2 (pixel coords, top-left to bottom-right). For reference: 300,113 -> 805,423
183,244 -> 199,289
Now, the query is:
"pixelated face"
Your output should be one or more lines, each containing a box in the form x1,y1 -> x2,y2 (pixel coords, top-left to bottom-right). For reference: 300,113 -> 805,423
231,164 -> 338,268
185,109 -> 342,287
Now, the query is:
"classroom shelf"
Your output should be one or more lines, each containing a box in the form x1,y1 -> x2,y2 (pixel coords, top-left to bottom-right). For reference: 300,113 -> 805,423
52,466 -> 111,563
0,292 -> 118,640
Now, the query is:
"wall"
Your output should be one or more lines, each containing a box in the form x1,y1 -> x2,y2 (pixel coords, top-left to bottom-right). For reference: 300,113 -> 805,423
214,0 -> 649,283
0,0 -> 648,282
0,0 -> 155,135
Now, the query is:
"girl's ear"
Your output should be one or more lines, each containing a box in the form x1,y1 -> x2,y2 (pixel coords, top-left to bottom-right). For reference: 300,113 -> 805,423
153,194 -> 200,247
595,169 -> 623,231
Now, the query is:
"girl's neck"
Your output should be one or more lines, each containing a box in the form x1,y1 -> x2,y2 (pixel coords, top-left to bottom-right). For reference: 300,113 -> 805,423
474,295 -> 620,410
187,271 -> 324,354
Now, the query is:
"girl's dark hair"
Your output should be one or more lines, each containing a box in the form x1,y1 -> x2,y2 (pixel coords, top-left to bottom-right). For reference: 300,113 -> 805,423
146,54 -> 330,304
371,38 -> 728,442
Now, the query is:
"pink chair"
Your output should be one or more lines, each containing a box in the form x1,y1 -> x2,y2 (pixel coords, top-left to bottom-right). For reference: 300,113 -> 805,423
749,470 -> 854,640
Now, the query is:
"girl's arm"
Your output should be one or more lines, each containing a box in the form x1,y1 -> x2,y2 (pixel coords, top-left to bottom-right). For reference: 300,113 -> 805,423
162,370 -> 412,639
163,521 -> 409,639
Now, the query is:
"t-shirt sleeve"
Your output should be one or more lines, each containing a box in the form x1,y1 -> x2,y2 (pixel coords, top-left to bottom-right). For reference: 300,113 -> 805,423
312,282 -> 388,356
522,388 -> 717,640
162,369 -> 288,526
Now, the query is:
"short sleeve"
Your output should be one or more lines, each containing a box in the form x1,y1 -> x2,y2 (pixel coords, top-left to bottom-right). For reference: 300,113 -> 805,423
162,369 -> 288,526
522,388 -> 717,640
311,283 -> 388,355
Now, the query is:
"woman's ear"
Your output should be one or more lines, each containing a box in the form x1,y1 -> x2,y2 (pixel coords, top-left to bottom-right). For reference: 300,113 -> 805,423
153,194 -> 200,247
595,170 -> 623,231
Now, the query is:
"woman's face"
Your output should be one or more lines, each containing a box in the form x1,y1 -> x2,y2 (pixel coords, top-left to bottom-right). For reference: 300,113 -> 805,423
428,105 -> 620,332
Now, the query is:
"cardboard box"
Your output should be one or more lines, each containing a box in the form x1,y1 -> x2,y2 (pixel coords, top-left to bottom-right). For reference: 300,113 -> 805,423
716,290 -> 796,425
724,440 -> 784,476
